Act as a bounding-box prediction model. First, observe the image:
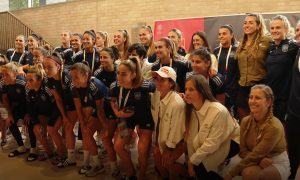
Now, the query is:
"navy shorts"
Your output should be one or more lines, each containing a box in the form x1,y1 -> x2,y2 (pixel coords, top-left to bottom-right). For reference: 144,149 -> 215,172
125,117 -> 154,131
91,100 -> 117,120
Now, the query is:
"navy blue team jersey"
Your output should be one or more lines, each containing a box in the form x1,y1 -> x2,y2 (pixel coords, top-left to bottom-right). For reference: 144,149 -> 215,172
144,46 -> 157,63
23,51 -> 34,66
47,69 -> 75,111
93,64 -> 118,88
72,47 -> 100,71
53,45 -> 73,55
109,79 -> 155,119
61,48 -> 78,66
186,72 -> 226,98
266,39 -> 299,100
6,48 -> 28,64
151,58 -> 192,93
26,79 -> 59,127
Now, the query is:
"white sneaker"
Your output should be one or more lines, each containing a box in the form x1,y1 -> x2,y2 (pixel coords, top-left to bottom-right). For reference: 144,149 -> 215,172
104,169 -> 121,180
85,165 -> 105,177
24,133 -> 31,149
98,149 -> 108,159
136,156 -> 154,169
2,137 -> 18,150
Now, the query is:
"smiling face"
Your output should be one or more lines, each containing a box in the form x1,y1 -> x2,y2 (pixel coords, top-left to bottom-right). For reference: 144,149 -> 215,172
168,31 -> 181,48
1,67 -> 17,85
15,36 -> 27,50
192,35 -> 204,50
270,19 -> 287,41
139,28 -> 152,46
32,50 -> 46,65
155,40 -> 171,60
153,74 -> 173,93
114,31 -> 126,47
100,51 -> 114,68
117,64 -> 135,87
249,88 -> 272,115
27,36 -> 39,49
96,33 -> 105,47
43,59 -> 60,78
244,16 -> 261,36
70,69 -> 88,88
191,55 -> 210,76
296,23 -> 300,43
83,33 -> 95,49
218,28 -> 233,47
185,80 -> 202,105
61,31 -> 71,44
72,35 -> 82,50
26,73 -> 42,90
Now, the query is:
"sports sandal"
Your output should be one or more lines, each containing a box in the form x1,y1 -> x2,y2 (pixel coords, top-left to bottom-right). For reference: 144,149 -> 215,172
52,156 -> 65,165
8,150 -> 26,157
39,152 -> 54,161
57,159 -> 77,168
27,153 -> 38,162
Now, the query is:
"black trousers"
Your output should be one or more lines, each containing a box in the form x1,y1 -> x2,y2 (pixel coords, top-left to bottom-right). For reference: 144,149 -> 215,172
194,140 -> 240,180
285,114 -> 300,179
9,107 -> 24,147
27,120 -> 36,148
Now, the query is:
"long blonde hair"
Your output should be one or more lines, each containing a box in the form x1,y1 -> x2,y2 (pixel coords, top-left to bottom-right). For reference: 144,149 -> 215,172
235,13 -> 267,59
243,84 -> 274,142
141,26 -> 155,57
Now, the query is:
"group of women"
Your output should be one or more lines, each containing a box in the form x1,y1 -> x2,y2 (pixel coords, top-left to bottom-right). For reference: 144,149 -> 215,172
0,13 -> 299,180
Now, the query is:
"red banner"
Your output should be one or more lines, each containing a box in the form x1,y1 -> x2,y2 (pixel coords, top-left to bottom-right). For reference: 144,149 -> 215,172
154,18 -> 204,51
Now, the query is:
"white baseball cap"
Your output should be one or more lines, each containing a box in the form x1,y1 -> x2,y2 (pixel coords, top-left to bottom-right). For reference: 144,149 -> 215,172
151,67 -> 176,82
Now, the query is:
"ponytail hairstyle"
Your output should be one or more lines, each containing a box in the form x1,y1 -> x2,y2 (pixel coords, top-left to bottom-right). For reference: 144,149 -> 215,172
42,44 -> 53,55
184,75 -> 218,141
46,52 -> 64,85
65,30 -> 73,39
16,34 -> 28,43
0,54 -> 9,66
119,56 -> 144,88
140,26 -> 155,57
191,47 -> 212,72
27,63 -> 46,80
34,46 -> 48,56
220,24 -> 237,45
71,62 -> 92,84
101,45 -> 121,62
235,13 -> 266,59
158,37 -> 180,61
29,33 -> 43,44
2,62 -> 19,75
243,84 -> 274,142
188,31 -> 211,53
97,31 -> 110,47
169,28 -> 182,38
84,30 -> 96,45
117,29 -> 131,59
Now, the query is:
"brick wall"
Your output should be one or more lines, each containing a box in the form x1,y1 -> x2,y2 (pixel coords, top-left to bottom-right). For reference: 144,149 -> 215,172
11,0 -> 300,47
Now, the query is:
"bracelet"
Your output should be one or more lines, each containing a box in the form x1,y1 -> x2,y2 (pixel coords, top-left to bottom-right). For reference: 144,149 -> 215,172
227,172 -> 234,179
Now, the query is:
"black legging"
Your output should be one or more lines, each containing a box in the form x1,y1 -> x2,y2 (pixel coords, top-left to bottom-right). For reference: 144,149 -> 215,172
285,115 -> 300,179
9,106 -> 24,147
78,123 -> 82,140
27,120 -> 36,148
193,140 -> 240,180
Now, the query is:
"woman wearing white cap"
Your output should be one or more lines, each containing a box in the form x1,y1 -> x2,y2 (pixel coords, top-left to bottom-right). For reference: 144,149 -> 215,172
151,66 -> 192,180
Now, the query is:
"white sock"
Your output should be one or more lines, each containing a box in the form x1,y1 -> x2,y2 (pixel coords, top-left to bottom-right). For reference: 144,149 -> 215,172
125,144 -> 130,151
92,155 -> 102,167
66,149 -> 75,163
83,150 -> 90,166
30,148 -> 37,154
110,161 -> 118,171
17,145 -> 26,152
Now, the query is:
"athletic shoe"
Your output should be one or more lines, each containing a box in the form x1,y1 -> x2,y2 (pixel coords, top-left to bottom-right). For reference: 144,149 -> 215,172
104,169 -> 121,180
2,137 -> 18,150
78,165 -> 92,174
99,149 -> 108,159
21,134 -> 26,140
6,129 -> 11,136
85,165 -> 105,177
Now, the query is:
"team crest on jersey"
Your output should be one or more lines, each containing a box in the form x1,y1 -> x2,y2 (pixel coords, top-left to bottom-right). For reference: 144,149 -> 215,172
16,88 -> 21,94
62,84 -> 67,89
230,51 -> 235,58
95,57 -> 100,62
282,44 -> 289,52
89,93 -> 93,100
41,94 -> 46,101
134,92 -> 141,100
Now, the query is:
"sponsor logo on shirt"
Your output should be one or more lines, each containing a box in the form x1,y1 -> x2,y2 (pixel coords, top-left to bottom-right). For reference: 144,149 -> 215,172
41,94 -> 46,101
134,92 -> 141,100
282,44 -> 289,52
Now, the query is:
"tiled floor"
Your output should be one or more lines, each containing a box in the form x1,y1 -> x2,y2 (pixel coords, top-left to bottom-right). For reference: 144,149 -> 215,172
0,131 -> 299,180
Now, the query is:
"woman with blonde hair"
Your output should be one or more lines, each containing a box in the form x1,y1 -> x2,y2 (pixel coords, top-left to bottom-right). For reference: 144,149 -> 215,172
114,29 -> 131,62
225,85 -> 289,180
235,13 -> 272,122
139,26 -> 156,63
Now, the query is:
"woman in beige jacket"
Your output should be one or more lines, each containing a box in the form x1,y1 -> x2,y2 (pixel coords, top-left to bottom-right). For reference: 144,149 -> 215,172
185,75 -> 240,180
151,66 -> 191,180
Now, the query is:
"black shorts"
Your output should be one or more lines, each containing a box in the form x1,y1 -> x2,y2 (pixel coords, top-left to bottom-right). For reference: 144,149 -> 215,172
273,99 -> 288,123
65,102 -> 76,111
125,117 -> 154,131
91,101 -> 117,120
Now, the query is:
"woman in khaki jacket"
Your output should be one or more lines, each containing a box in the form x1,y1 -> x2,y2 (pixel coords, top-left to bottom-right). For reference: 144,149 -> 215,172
151,66 -> 192,180
185,75 -> 240,180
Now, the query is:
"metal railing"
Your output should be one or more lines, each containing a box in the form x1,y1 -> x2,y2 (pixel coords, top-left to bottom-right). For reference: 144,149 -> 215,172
0,11 -> 53,54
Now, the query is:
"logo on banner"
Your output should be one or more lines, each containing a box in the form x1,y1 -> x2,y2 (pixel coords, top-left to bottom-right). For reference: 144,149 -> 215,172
157,24 -> 163,34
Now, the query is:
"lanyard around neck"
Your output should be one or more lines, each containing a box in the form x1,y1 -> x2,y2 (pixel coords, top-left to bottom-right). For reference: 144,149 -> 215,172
83,49 -> 95,72
118,87 -> 132,110
160,58 -> 172,68
11,50 -> 25,66
217,45 -> 232,80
